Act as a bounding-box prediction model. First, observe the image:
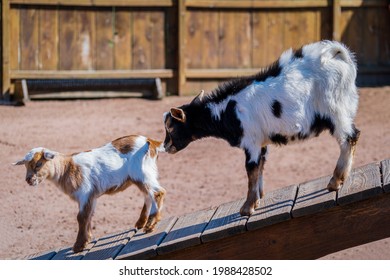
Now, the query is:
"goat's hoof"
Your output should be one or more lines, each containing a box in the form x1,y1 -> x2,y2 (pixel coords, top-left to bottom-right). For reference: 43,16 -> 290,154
135,220 -> 147,230
72,242 -> 86,253
327,177 -> 341,192
240,205 -> 254,217
143,225 -> 156,233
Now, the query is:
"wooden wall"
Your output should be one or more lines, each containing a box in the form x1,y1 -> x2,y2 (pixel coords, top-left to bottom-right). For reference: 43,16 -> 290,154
2,0 -> 390,97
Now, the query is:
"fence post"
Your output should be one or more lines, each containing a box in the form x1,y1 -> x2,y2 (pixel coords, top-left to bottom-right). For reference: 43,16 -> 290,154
2,0 -> 11,97
178,0 -> 186,95
332,0 -> 341,41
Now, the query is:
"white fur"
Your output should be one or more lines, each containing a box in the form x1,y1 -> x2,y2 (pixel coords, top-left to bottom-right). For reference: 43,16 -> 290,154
208,41 -> 358,162
15,135 -> 165,252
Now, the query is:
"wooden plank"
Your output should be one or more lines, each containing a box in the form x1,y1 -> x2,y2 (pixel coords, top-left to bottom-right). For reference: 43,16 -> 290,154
177,0 -> 186,95
185,10 -> 203,68
58,9 -> 76,70
82,229 -> 136,260
9,6 -> 20,71
185,0 -> 331,8
116,217 -> 177,260
332,0 -> 341,41
266,11 -> 285,63
114,9 -> 132,70
201,10 -> 219,69
338,163 -> 383,206
247,185 -> 297,231
10,69 -> 174,79
218,11 -> 236,68
132,11 -> 152,69
20,7 -> 39,70
59,9 -> 95,70
320,7 -> 332,40
9,0 -> 175,7
153,192 -> 390,260
150,10 -> 165,69
157,207 -> 216,255
251,11 -> 268,68
24,249 -> 58,260
185,68 -> 267,79
51,241 -> 96,260
378,7 -> 390,65
381,159 -> 390,193
292,175 -> 336,218
201,198 -> 247,243
234,11 -> 251,68
2,0 -> 11,94
39,8 -> 58,70
96,8 -> 114,70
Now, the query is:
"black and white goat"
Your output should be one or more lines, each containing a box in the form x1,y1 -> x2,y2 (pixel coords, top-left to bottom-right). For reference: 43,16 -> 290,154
163,40 -> 360,216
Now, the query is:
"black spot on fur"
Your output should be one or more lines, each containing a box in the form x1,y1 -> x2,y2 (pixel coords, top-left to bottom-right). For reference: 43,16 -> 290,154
270,133 -> 289,145
207,60 -> 282,104
293,47 -> 304,59
347,124 -> 360,144
244,149 -> 259,171
271,100 -> 282,118
310,114 -> 335,136
217,100 -> 243,147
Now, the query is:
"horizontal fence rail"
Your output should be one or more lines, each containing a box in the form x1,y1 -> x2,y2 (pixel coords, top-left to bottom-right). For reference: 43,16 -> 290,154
2,0 -> 390,97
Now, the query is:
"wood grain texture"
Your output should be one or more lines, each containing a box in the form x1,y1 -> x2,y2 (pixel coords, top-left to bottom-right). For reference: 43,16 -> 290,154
153,193 -> 390,260
251,11 -> 268,68
247,185 -> 297,231
82,229 -> 136,260
51,241 -> 96,260
20,7 -> 39,70
96,9 -> 114,70
292,175 -> 336,218
201,198 -> 247,243
157,207 -> 216,255
9,6 -> 20,70
338,163 -> 383,206
114,9 -> 131,70
24,249 -> 58,260
39,8 -> 58,70
381,159 -> 390,193
116,216 -> 177,260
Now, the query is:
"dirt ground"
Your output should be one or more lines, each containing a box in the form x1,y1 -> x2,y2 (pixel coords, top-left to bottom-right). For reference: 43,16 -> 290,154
0,86 -> 389,260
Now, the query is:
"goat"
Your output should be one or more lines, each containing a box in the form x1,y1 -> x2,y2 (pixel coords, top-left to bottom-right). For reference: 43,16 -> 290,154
163,40 -> 360,216
13,135 -> 166,253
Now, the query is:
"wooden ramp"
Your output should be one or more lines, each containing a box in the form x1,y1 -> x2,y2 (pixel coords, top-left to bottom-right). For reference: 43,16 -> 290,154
24,159 -> 390,260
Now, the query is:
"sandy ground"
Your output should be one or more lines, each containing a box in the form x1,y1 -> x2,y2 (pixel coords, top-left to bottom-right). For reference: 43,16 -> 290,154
0,87 -> 389,260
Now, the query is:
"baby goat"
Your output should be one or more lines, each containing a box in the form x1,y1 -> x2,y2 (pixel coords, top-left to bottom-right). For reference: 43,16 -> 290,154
14,135 -> 166,253
163,40 -> 360,216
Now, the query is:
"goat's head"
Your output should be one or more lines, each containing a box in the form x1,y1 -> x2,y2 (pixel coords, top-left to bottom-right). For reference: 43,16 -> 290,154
163,90 -> 205,154
13,148 -> 57,186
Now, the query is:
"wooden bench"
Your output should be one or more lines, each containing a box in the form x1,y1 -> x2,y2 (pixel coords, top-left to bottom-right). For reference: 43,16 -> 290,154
22,158 -> 390,260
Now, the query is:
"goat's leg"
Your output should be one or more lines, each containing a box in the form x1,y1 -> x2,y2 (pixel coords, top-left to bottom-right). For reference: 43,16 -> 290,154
154,187 -> 166,223
240,147 -> 266,216
257,146 -> 268,201
328,125 -> 360,191
135,203 -> 148,230
73,197 -> 96,253
144,191 -> 160,233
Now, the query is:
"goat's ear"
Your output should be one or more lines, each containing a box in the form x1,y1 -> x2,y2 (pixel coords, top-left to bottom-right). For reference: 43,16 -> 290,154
170,108 -> 186,123
191,90 -> 205,105
12,159 -> 25,166
43,150 -> 57,160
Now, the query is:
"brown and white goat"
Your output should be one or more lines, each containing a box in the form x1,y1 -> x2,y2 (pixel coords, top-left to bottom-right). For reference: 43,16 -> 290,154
163,40 -> 360,216
14,135 -> 166,253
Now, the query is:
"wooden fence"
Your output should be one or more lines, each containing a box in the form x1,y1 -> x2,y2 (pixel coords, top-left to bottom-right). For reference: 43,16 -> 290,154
23,158 -> 390,260
2,0 -> 390,98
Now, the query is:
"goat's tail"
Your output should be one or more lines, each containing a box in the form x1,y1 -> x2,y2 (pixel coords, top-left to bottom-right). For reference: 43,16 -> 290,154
321,41 -> 357,66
